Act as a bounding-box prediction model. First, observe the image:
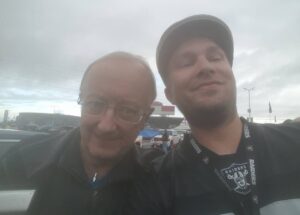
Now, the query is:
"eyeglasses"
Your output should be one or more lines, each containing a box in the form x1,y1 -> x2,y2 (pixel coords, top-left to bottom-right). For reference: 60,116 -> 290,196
78,98 -> 147,124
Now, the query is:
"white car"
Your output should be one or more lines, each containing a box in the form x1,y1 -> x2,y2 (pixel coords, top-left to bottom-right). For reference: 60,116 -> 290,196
135,135 -> 155,149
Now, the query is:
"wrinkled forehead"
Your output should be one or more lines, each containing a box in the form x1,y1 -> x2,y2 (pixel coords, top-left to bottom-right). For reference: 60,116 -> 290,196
82,57 -> 145,88
90,57 -> 142,74
81,58 -> 156,106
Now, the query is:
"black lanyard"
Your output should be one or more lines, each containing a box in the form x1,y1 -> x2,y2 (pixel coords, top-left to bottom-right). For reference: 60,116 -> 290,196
189,122 -> 260,215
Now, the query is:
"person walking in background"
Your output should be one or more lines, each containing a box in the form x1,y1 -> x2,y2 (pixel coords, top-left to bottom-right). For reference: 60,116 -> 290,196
161,129 -> 169,153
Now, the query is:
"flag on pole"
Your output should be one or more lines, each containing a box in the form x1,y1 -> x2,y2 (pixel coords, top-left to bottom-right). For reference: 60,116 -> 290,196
268,102 -> 272,114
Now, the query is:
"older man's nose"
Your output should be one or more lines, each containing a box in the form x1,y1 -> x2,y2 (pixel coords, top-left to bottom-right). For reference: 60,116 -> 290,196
96,108 -> 117,133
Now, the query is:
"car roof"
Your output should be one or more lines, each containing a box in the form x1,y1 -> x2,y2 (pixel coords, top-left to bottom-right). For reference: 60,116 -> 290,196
0,129 -> 48,140
0,129 -> 50,158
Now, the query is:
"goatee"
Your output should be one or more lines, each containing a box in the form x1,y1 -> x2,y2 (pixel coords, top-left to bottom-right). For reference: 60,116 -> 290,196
182,102 -> 236,129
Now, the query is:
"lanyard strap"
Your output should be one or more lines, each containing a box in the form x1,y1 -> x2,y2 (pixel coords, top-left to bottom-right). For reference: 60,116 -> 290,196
189,122 -> 260,215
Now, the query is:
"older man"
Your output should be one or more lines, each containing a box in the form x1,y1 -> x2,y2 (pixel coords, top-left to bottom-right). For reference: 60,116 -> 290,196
0,52 -> 157,214
131,15 -> 300,215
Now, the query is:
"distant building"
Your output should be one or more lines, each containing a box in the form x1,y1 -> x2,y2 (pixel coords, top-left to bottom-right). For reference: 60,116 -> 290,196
294,117 -> 300,122
3,110 -> 9,123
147,101 -> 183,129
15,112 -> 184,131
147,116 -> 183,129
16,112 -> 80,131
151,101 -> 175,116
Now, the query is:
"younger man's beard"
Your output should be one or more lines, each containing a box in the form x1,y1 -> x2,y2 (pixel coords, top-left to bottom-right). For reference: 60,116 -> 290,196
180,100 -> 237,129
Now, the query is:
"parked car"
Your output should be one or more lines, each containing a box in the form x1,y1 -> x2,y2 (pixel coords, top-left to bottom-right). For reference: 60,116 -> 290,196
0,129 -> 49,158
0,129 -> 49,215
0,190 -> 35,215
135,129 -> 160,149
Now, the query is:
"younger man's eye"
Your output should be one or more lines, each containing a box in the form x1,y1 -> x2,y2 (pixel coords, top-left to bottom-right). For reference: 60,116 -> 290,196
209,55 -> 222,61
177,57 -> 194,68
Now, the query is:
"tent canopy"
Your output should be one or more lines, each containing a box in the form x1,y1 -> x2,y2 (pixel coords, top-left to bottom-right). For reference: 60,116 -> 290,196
138,129 -> 160,138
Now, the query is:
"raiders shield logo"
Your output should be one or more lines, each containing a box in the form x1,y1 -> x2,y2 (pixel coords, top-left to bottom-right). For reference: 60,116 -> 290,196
220,162 -> 251,195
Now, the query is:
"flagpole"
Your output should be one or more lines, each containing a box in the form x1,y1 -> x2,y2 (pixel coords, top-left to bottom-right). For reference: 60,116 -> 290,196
244,87 -> 254,122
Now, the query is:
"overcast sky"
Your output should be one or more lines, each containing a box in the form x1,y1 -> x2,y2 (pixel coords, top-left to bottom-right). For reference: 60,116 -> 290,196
1,0 -> 299,123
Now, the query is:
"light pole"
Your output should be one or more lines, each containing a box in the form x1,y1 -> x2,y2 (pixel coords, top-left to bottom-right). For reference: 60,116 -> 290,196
243,87 -> 254,122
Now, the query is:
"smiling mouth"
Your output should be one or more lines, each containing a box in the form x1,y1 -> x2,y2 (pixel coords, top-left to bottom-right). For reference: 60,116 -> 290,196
191,81 -> 222,91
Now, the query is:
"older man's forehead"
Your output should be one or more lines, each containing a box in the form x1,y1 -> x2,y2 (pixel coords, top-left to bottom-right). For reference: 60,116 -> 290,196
83,59 -> 154,103
89,56 -> 147,76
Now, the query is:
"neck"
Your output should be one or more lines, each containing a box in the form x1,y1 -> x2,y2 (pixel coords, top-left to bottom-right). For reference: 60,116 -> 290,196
190,115 -> 243,155
80,148 -> 115,180
83,159 -> 113,179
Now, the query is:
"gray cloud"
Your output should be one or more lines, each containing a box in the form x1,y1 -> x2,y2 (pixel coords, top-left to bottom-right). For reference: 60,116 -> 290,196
0,0 -> 299,122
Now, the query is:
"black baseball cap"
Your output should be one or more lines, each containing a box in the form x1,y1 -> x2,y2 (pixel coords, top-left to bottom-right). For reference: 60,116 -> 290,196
156,14 -> 234,84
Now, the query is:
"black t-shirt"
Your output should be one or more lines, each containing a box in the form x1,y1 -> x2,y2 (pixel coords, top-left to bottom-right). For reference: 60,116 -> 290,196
206,137 -> 254,214
128,121 -> 300,215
